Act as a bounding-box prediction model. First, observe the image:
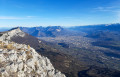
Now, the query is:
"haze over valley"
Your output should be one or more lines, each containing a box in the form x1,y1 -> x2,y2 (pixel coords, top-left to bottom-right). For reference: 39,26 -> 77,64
1,0 -> 120,77
20,24 -> 120,71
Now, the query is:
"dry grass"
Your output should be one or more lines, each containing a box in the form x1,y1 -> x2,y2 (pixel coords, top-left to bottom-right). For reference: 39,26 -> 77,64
27,55 -> 33,60
26,51 -> 31,55
9,42 -> 15,44
26,51 -> 33,60
0,41 -> 15,50
0,43 -> 14,50
24,49 -> 26,51
0,41 -> 2,44
6,44 -> 14,49
27,45 -> 30,49
0,41 -> 5,48
0,74 -> 2,77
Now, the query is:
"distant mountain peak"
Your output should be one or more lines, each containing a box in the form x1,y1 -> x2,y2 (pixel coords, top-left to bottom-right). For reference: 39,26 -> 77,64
20,26 -> 66,37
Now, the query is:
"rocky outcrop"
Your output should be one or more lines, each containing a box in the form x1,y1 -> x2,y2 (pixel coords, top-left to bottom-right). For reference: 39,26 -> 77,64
0,28 -> 66,77
0,28 -> 25,42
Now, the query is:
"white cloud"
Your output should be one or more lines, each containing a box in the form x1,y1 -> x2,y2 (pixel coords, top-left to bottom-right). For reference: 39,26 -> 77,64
0,16 -> 22,19
115,11 -> 120,22
0,16 -> 36,19
93,6 -> 120,23
93,6 -> 118,12
26,16 -> 36,18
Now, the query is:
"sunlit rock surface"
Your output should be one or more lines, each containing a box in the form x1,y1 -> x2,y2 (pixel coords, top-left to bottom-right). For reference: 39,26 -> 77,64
0,28 -> 66,77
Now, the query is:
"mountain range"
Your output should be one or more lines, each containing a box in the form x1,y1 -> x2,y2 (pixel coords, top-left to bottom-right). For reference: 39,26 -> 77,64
19,23 -> 120,77
0,24 -> 120,77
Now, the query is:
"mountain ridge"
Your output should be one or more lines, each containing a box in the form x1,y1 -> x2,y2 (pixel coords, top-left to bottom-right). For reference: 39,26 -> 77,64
0,28 -> 66,77
1,27 -> 120,77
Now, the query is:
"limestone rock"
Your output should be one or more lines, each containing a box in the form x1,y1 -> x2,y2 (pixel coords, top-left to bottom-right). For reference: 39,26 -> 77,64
0,28 -> 66,77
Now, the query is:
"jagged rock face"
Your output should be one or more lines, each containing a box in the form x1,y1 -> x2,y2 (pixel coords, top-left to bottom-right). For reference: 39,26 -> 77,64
0,28 -> 25,42
0,28 -> 66,77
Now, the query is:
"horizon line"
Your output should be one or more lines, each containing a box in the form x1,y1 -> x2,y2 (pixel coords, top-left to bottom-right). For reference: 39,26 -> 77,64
0,23 -> 120,28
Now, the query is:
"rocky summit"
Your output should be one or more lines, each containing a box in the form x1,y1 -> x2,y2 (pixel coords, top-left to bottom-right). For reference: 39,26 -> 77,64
0,28 -> 66,77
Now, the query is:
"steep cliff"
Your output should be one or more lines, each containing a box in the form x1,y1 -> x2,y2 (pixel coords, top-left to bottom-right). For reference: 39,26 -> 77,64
0,28 -> 66,77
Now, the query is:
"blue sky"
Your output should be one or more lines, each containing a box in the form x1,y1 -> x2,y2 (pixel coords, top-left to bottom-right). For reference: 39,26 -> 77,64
0,0 -> 120,27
